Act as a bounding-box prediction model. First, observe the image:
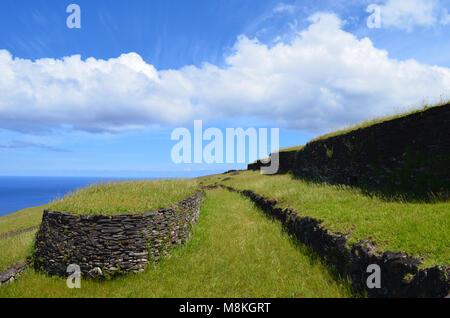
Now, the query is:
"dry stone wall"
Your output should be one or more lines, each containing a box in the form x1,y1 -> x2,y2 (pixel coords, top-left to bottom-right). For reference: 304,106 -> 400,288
248,151 -> 297,174
0,262 -> 27,285
33,191 -> 203,278
250,104 -> 450,196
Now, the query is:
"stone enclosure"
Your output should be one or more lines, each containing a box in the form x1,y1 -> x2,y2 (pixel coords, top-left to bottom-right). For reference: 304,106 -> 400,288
33,191 -> 203,277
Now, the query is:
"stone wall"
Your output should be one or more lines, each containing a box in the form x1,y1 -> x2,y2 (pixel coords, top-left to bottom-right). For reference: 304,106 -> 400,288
221,185 -> 449,298
33,191 -> 203,278
250,104 -> 450,196
0,262 -> 27,285
248,151 -> 297,174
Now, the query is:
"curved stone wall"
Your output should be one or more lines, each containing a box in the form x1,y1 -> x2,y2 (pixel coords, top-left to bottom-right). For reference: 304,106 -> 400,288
33,191 -> 203,277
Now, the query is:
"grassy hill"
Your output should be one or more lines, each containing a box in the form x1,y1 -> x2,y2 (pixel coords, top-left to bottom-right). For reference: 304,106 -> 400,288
203,171 -> 449,268
48,179 -> 198,216
0,102 -> 448,297
0,168 -> 447,297
0,184 -> 354,297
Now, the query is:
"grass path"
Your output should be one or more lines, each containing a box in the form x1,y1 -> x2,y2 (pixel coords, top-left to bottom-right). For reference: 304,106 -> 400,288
203,171 -> 450,268
211,171 -> 450,268
0,189 -> 354,298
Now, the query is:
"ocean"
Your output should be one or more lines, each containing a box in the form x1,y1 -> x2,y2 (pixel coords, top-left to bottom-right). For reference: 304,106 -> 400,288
0,176 -> 127,217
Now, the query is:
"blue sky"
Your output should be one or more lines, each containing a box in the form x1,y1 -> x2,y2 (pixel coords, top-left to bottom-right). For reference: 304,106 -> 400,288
0,0 -> 449,177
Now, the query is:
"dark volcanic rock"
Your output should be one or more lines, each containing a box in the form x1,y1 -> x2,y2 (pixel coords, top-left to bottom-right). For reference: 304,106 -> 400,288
0,262 -> 27,285
249,104 -> 450,196
33,191 -> 203,278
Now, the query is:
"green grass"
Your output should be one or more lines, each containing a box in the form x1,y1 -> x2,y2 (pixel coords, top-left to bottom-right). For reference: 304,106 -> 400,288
0,231 -> 36,272
0,205 -> 45,236
1,101 -> 447,297
278,145 -> 305,153
0,189 -> 354,298
309,101 -> 449,143
214,171 -> 449,268
0,205 -> 44,273
48,179 -> 199,216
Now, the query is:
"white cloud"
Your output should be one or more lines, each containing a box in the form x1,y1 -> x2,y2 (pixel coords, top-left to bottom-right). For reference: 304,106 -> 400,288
440,9 -> 450,25
273,3 -> 296,14
375,0 -> 450,30
0,13 -> 449,134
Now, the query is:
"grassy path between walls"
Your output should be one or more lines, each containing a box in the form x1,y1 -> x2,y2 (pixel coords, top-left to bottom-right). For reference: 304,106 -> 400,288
204,171 -> 450,268
0,189 -> 355,298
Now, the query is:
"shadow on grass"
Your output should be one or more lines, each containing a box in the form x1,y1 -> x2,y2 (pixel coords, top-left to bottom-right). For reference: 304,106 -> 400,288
285,231 -> 364,297
288,173 -> 449,203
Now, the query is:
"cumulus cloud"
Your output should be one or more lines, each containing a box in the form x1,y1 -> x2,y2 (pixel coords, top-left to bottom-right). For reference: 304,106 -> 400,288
375,0 -> 449,30
0,13 -> 449,134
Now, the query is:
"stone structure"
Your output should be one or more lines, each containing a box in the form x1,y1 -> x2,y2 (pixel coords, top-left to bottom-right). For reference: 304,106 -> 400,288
0,262 -> 27,285
248,151 -> 296,174
33,191 -> 203,278
249,104 -> 450,196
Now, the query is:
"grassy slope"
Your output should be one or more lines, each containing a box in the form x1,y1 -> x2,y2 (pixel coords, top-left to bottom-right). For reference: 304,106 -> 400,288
0,231 -> 36,272
0,189 -> 354,298
278,145 -> 304,153
0,205 -> 45,272
205,171 -> 450,268
0,205 -> 46,236
48,179 -> 198,216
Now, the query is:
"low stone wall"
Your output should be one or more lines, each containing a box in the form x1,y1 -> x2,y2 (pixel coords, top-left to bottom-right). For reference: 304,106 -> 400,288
0,262 -> 28,286
221,185 -> 449,298
33,191 -> 203,278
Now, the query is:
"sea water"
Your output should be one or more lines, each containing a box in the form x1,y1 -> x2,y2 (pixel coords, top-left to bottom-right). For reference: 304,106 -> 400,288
0,176 -> 121,217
